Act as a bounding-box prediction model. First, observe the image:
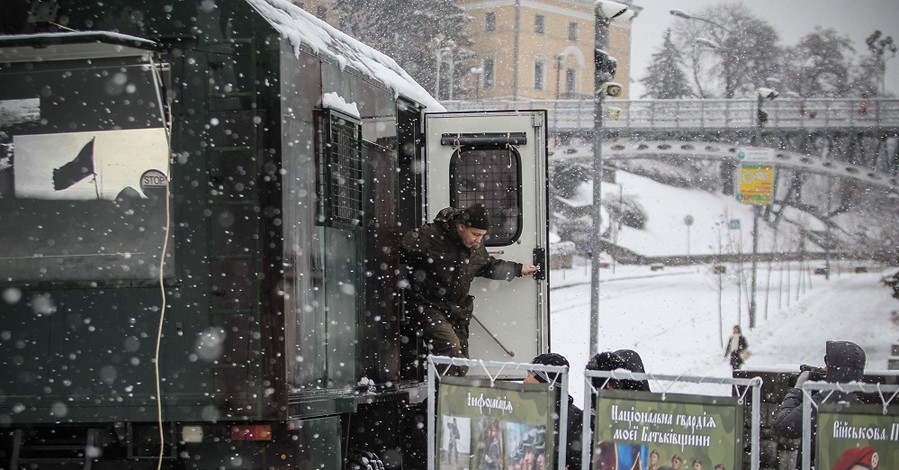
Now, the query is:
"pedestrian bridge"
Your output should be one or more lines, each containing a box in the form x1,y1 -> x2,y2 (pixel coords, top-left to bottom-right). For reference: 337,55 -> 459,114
444,97 -> 899,131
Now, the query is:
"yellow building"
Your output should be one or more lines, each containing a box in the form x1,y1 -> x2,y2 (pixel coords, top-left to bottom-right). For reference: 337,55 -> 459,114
295,0 -> 636,101
457,0 -> 636,101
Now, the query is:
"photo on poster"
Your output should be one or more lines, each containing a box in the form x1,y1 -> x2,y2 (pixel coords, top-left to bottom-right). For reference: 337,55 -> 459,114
471,418 -> 503,470
504,422 -> 547,470
439,415 -> 472,470
13,129 -> 167,201
594,441 -> 650,470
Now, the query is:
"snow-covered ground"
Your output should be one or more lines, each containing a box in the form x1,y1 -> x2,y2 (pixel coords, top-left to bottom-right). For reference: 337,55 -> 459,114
549,260 -> 899,404
544,163 -> 898,402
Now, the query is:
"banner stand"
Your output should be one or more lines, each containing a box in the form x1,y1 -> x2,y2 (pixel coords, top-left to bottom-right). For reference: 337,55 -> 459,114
427,355 -> 570,470
800,381 -> 899,470
583,370 -> 763,470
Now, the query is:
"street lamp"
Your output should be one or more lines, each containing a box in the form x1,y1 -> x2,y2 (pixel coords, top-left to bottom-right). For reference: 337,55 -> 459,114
590,0 -> 634,355
669,8 -> 732,33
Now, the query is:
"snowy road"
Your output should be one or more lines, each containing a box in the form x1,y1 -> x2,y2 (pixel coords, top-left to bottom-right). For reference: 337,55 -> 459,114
548,264 -> 899,403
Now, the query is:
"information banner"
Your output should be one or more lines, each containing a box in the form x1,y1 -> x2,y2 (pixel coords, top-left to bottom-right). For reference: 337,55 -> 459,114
593,390 -> 743,470
816,403 -> 899,468
735,147 -> 775,205
437,377 -> 557,470
736,164 -> 775,204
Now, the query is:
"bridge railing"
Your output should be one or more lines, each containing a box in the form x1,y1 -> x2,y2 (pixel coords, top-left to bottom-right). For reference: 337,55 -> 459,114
442,98 -> 899,130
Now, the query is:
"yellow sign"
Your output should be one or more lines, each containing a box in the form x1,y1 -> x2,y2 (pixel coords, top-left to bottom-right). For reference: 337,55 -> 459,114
737,164 -> 774,204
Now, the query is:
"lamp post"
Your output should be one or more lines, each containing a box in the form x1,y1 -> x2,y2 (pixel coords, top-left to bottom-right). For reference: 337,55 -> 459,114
590,0 -> 634,355
748,86 -> 778,329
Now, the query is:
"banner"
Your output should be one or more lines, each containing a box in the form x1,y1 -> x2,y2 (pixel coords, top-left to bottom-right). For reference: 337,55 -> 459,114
816,403 -> 899,469
437,377 -> 557,470
593,390 -> 743,470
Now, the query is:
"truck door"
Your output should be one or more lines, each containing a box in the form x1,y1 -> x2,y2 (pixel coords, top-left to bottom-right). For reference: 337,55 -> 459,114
424,111 -> 549,367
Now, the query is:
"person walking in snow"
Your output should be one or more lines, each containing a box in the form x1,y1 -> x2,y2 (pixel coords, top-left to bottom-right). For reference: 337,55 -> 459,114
774,340 -> 867,469
400,203 -> 538,376
723,325 -> 749,371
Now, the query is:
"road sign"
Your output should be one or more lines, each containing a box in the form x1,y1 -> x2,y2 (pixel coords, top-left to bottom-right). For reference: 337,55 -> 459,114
736,147 -> 774,164
683,215 -> 694,226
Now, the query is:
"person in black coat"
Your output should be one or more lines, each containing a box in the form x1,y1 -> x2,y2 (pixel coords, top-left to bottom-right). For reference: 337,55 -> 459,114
400,204 -> 537,375
723,325 -> 749,370
526,353 -> 583,470
774,340 -> 867,469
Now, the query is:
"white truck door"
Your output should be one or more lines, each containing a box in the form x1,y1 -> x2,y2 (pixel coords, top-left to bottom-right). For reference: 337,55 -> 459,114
424,111 -> 549,366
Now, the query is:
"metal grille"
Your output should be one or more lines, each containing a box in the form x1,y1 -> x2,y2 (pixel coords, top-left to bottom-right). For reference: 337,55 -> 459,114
451,148 -> 522,246
325,113 -> 363,227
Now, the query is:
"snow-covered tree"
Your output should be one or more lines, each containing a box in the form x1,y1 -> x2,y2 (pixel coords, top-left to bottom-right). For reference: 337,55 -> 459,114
332,0 -> 474,100
777,27 -> 854,98
671,3 -> 780,99
640,29 -> 694,99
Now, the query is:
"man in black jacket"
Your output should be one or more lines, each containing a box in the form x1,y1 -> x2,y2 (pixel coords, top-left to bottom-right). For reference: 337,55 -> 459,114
774,340 -> 867,469
401,204 -> 537,375
525,353 -> 583,470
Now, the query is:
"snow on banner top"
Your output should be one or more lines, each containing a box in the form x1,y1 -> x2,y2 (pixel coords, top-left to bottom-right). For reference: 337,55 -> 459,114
245,0 -> 444,112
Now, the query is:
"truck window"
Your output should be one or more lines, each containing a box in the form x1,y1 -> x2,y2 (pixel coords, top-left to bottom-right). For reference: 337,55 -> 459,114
449,146 -> 523,246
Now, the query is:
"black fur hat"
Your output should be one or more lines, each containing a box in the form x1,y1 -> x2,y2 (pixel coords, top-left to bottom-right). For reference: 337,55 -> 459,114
529,352 -> 570,384
459,203 -> 490,230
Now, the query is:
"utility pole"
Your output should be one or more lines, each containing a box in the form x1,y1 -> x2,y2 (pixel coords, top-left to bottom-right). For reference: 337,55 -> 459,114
590,1 -> 633,354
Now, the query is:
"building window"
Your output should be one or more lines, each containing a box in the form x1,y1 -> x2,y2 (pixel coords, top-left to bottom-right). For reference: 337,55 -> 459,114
485,12 -> 496,32
483,58 -> 495,88
535,15 -> 545,34
565,69 -> 576,97
534,60 -> 545,90
568,21 -> 578,41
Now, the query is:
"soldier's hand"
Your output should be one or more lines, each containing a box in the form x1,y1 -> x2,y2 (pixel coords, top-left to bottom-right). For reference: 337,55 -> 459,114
521,264 -> 538,276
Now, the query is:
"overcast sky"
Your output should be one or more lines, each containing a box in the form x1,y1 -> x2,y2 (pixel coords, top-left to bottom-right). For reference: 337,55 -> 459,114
629,0 -> 899,98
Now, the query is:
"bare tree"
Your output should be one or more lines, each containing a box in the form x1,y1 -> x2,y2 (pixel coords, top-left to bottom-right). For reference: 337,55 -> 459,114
671,3 -> 781,98
777,27 -> 854,98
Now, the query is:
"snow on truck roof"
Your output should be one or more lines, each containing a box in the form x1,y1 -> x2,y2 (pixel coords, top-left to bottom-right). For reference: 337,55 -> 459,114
245,0 -> 444,112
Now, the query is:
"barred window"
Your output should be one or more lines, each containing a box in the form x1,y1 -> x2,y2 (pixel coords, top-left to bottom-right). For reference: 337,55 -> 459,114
321,110 -> 363,228
450,147 -> 522,246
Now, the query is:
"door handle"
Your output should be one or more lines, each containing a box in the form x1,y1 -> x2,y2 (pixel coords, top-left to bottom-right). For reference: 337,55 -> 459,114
532,247 -> 546,280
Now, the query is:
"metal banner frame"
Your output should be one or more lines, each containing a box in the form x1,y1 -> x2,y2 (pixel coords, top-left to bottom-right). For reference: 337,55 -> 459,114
800,381 -> 899,470
583,370 -> 763,470
427,355 -> 570,470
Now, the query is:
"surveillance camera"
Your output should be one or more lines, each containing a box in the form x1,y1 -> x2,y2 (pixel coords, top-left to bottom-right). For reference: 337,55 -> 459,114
595,1 -> 636,22
604,106 -> 622,120
602,82 -> 623,97
757,87 -> 779,100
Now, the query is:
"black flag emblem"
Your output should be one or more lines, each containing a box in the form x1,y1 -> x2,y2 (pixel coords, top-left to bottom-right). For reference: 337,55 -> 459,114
52,138 -> 95,191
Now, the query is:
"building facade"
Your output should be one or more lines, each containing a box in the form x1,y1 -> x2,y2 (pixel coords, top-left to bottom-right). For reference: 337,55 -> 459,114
457,0 -> 635,101
296,0 -> 636,101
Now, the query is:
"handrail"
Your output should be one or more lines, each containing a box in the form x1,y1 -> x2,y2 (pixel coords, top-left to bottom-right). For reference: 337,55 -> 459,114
441,98 -> 899,130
